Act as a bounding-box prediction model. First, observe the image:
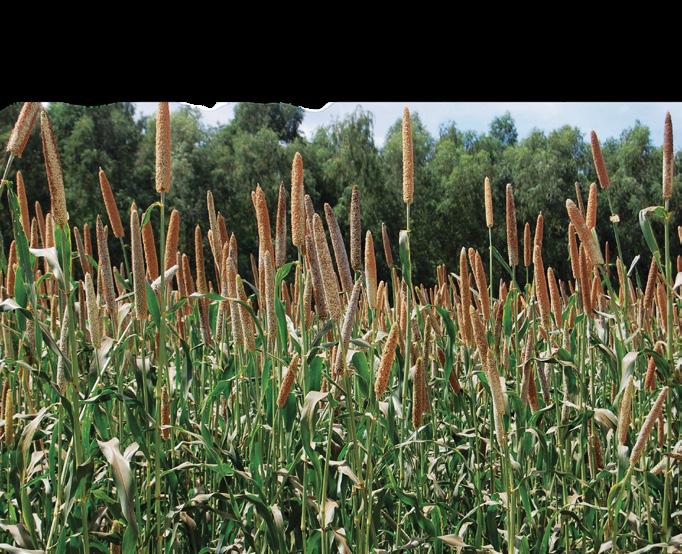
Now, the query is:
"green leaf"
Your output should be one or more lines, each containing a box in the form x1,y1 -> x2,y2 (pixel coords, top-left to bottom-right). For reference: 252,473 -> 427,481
141,201 -> 162,227
399,230 -> 412,287
146,282 -> 160,326
639,206 -> 664,255
97,438 -> 139,538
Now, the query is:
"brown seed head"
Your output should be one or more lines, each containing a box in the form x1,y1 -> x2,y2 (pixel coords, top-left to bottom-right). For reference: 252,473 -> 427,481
6,102 -> 41,158
617,376 -> 634,446
40,110 -> 68,227
96,216 -> 117,324
277,353 -> 300,408
350,185 -> 362,271
142,221 -> 159,281
164,209 -> 181,272
130,205 -> 148,321
590,130 -> 610,189
663,112 -> 673,200
99,168 -> 124,238
565,199 -> 603,265
547,267 -> 562,327
194,225 -> 207,295
312,214 -> 341,321
3,386 -> 14,445
505,184 -> 518,267
275,183 -> 287,267
534,212 -> 544,252
523,222 -> 531,267
381,222 -> 394,268
263,250 -> 276,342
161,385 -> 170,440
534,245 -> 551,327
324,203 -> 353,295
629,386 -> 669,467
305,234 -> 328,320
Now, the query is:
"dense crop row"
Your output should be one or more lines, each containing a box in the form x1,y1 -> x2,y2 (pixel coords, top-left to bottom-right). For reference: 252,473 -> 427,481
0,103 -> 679,552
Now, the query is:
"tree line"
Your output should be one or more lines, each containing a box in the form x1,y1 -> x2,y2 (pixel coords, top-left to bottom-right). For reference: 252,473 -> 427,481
1,102 -> 679,286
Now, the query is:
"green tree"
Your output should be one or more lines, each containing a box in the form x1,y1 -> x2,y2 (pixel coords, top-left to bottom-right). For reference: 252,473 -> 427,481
232,103 -> 304,143
490,112 -> 518,146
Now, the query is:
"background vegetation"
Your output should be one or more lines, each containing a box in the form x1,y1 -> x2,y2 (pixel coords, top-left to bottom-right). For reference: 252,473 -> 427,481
1,102 -> 679,284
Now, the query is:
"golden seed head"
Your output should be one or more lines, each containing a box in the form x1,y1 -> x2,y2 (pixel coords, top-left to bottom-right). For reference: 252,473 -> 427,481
6,102 -> 41,158
663,112 -> 673,200
402,106 -> 414,205
40,109 -> 69,227
590,130 -> 610,190
375,323 -> 399,398
291,152 -> 305,247
586,182 -> 598,231
99,168 -> 124,239
484,176 -> 493,228
505,184 -> 518,267
155,102 -> 172,193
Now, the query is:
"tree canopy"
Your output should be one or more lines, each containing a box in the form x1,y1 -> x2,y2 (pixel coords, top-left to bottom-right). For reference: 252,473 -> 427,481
1,102 -> 679,286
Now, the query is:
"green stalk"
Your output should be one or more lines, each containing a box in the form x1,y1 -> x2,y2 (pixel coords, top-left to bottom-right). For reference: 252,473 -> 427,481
662,199 -> 672,539
154,192 -> 168,552
397,203 -> 412,543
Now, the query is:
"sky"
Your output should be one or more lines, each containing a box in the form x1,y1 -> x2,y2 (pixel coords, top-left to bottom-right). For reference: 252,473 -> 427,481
134,102 -> 682,147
